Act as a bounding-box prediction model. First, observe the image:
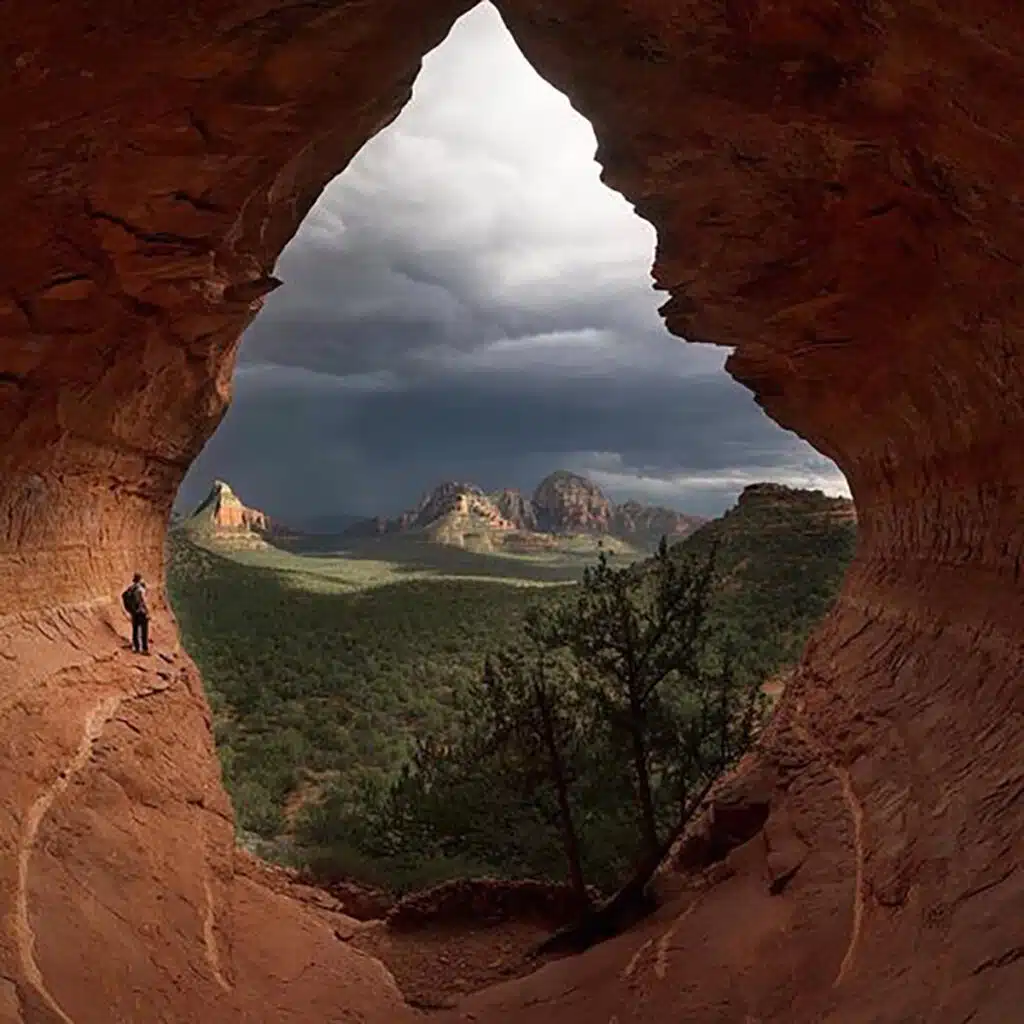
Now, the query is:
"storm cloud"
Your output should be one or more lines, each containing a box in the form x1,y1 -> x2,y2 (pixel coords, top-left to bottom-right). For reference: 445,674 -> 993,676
178,3 -> 847,524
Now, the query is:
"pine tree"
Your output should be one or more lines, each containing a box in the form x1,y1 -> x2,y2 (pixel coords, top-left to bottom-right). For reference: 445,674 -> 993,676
475,634 -> 593,911
543,537 -> 719,864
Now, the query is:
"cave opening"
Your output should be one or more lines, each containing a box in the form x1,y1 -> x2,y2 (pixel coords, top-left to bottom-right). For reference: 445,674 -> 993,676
165,1 -> 852,999
5,0 -> 1021,1020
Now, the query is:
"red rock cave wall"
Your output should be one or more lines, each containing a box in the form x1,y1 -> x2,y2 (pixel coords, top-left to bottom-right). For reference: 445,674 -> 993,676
0,1 -> 1021,1022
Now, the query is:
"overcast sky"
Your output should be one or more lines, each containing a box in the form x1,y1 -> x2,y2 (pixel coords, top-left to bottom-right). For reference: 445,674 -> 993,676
177,2 -> 848,525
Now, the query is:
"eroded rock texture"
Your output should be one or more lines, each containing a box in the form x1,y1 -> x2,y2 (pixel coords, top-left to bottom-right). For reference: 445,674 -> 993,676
1,1 -> 1022,1022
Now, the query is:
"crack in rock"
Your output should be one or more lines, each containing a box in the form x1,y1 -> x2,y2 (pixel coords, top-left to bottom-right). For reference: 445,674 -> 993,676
16,694 -> 123,1024
789,706 -> 866,988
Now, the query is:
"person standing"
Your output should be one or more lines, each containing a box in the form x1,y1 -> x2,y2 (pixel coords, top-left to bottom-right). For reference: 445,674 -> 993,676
122,572 -> 151,655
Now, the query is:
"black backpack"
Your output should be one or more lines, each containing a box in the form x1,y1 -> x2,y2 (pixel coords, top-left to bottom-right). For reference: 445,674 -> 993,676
122,585 -> 141,615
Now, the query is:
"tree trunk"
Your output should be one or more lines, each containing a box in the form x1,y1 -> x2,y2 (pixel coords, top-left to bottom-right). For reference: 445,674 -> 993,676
535,684 -> 590,912
535,772 -> 721,958
628,694 -> 659,862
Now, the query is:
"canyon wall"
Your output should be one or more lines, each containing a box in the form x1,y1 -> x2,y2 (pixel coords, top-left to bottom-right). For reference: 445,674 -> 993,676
1,1 -> 1022,1022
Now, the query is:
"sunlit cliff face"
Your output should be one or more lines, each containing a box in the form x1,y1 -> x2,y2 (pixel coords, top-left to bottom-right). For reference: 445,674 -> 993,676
0,0 -> 1022,1022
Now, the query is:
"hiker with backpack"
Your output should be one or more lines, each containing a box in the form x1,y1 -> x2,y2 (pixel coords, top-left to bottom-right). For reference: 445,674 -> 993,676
122,573 -> 151,655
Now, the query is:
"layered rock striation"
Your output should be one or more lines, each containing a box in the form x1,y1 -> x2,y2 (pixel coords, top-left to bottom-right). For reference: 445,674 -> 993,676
0,1 -> 1022,1023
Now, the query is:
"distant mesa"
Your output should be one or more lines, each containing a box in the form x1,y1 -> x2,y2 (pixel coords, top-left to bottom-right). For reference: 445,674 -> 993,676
182,480 -> 280,548
734,481 -> 857,524
532,470 -> 612,534
180,474 -> 853,560
346,470 -> 707,555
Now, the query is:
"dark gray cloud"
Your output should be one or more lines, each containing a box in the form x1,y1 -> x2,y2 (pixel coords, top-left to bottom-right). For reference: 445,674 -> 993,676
180,360 -> 844,521
178,3 -> 847,524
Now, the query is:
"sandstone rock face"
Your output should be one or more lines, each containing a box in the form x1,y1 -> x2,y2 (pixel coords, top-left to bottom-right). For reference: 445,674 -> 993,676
190,479 -> 271,535
1,2 -> 1022,1023
493,489 -> 539,532
381,481 -> 520,549
400,482 -> 518,534
531,470 -> 613,533
181,480 -> 277,551
0,608 -> 414,1024
529,473 -> 704,544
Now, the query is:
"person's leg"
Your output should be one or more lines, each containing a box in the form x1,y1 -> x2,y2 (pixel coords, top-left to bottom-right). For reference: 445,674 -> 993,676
141,615 -> 149,654
131,615 -> 141,652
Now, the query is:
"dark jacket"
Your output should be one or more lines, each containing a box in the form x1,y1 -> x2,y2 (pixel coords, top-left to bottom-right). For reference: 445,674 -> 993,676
128,582 -> 150,617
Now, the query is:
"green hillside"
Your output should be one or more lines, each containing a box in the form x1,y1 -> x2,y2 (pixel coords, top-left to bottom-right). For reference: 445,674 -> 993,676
167,533 -> 567,839
681,482 -> 857,679
167,483 -> 856,890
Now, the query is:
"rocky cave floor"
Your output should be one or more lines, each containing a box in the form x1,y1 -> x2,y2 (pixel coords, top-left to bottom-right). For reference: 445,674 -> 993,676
240,854 -> 581,1013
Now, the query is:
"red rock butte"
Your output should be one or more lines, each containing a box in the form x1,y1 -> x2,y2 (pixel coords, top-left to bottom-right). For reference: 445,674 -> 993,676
1,2 -> 1021,1022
